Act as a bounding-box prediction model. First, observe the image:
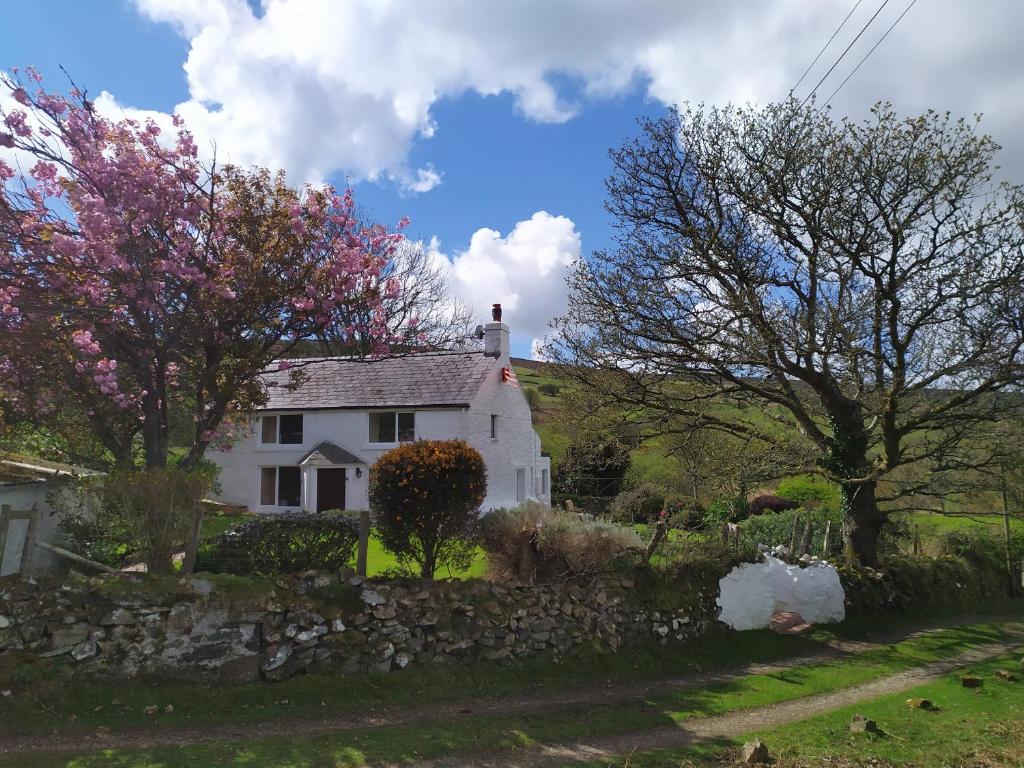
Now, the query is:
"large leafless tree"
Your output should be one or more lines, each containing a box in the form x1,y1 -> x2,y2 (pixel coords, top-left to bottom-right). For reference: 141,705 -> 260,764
550,101 -> 1024,565
318,239 -> 474,356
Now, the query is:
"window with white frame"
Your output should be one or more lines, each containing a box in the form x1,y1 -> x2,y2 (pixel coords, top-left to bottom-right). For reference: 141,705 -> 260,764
260,414 -> 303,445
368,411 -> 415,444
260,466 -> 301,507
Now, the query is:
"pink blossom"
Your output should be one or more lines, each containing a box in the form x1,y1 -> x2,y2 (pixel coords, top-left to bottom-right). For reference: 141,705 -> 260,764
3,111 -> 31,138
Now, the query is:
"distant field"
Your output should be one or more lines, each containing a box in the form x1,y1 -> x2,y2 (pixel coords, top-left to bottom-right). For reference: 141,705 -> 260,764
512,360 -> 1024,548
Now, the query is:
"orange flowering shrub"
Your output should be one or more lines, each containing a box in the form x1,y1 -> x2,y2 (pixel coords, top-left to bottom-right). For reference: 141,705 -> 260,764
369,439 -> 487,578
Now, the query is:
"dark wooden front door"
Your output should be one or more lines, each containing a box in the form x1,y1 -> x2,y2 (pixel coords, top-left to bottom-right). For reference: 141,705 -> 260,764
316,467 -> 346,512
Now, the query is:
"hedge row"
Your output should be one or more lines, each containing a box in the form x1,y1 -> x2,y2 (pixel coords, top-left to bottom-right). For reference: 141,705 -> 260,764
837,553 -> 1008,617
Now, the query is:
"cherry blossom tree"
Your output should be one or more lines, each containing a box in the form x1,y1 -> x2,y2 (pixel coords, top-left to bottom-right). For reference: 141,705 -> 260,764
0,68 -> 407,470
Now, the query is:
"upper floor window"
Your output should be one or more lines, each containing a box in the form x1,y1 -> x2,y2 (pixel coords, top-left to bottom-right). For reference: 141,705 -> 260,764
260,414 -> 303,445
369,411 -> 415,444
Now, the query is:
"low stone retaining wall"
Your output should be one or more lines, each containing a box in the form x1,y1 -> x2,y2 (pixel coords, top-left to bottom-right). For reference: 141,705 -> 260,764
0,569 -> 715,684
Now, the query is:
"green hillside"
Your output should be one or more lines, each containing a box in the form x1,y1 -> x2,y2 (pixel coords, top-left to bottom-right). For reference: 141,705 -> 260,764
513,359 -> 1024,548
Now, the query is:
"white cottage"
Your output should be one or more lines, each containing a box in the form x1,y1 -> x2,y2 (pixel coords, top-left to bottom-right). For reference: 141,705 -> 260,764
212,306 -> 551,513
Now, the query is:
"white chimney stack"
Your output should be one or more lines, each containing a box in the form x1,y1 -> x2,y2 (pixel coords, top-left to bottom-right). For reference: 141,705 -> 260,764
484,302 -> 510,360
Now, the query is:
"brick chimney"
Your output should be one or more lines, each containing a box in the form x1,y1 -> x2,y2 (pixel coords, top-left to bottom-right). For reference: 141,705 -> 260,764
484,303 -> 510,360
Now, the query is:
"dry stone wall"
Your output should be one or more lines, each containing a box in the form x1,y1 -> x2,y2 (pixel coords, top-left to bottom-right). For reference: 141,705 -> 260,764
0,569 -> 715,684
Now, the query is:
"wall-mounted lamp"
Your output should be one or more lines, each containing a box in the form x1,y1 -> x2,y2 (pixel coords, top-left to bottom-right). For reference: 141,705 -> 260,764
355,467 -> 363,478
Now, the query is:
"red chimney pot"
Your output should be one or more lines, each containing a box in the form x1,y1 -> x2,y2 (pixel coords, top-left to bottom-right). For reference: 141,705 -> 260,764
491,303 -> 502,322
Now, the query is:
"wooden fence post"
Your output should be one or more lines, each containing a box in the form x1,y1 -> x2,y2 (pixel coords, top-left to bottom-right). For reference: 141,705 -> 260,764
789,513 -> 801,552
801,519 -> 814,555
821,521 -> 832,557
356,510 -> 370,578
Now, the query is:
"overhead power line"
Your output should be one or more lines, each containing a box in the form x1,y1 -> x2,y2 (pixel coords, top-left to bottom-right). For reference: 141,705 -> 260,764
798,0 -> 892,109
823,0 -> 919,107
789,0 -> 866,95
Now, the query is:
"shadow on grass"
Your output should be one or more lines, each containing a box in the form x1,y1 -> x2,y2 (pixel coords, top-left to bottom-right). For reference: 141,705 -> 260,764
10,702 -> 693,768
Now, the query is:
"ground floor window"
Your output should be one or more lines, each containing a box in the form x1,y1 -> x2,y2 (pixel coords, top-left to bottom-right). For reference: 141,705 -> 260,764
260,466 -> 301,507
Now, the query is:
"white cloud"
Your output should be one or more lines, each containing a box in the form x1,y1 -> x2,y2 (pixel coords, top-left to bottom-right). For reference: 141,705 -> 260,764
112,0 -> 1024,190
426,211 -> 581,358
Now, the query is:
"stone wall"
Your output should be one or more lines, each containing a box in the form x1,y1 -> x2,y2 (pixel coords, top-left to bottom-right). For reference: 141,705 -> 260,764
0,569 -> 715,684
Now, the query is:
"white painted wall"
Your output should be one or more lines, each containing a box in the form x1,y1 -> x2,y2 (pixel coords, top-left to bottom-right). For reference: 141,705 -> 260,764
467,364 -> 550,510
0,481 -> 74,575
211,408 -> 465,513
211,349 -> 550,513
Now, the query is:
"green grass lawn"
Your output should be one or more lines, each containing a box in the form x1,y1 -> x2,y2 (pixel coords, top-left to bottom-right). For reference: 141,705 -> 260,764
199,513 -> 487,579
352,532 -> 487,579
3,619 -> 1019,768
900,508 -> 1024,538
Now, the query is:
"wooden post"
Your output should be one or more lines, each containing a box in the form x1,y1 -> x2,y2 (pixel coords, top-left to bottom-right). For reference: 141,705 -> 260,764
801,519 -> 814,555
517,527 -> 535,583
1002,471 -> 1016,598
35,540 -> 120,574
821,520 -> 832,557
356,510 -> 370,578
789,513 -> 801,552
181,505 -> 205,575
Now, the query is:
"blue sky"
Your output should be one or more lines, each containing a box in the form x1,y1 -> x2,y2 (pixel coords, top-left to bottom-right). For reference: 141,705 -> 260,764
0,1 -> 665,357
4,0 -> 1022,357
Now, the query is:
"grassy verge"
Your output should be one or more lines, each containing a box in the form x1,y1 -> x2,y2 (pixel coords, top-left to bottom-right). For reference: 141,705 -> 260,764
0,626 -> 815,736
3,620 -> 1020,768
586,653 -> 1024,768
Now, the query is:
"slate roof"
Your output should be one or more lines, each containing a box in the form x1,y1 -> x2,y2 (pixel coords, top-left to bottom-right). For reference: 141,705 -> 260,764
299,442 -> 365,465
259,351 -> 497,411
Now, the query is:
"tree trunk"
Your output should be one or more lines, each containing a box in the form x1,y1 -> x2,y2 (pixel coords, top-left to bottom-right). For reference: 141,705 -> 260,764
141,396 -> 169,469
842,480 -> 885,567
421,537 -> 437,579
181,505 -> 205,576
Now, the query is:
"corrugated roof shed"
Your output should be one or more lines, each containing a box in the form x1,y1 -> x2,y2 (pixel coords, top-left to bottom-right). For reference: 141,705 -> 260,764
0,454 -> 103,486
259,351 -> 497,411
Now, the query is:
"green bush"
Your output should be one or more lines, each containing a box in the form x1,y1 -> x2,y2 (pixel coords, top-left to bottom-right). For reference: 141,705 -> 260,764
837,553 -> 1010,616
737,508 -> 843,555
196,511 -> 359,575
631,536 -> 757,613
369,439 -> 486,578
58,490 -> 132,568
480,502 -> 643,581
671,506 -> 707,531
703,494 -> 748,526
777,475 -> 840,510
551,493 -> 614,517
937,527 -> 1022,578
59,469 -> 210,574
552,434 -> 630,497
607,483 -> 666,524
747,494 -> 799,517
523,387 -> 541,411
538,383 -> 560,396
